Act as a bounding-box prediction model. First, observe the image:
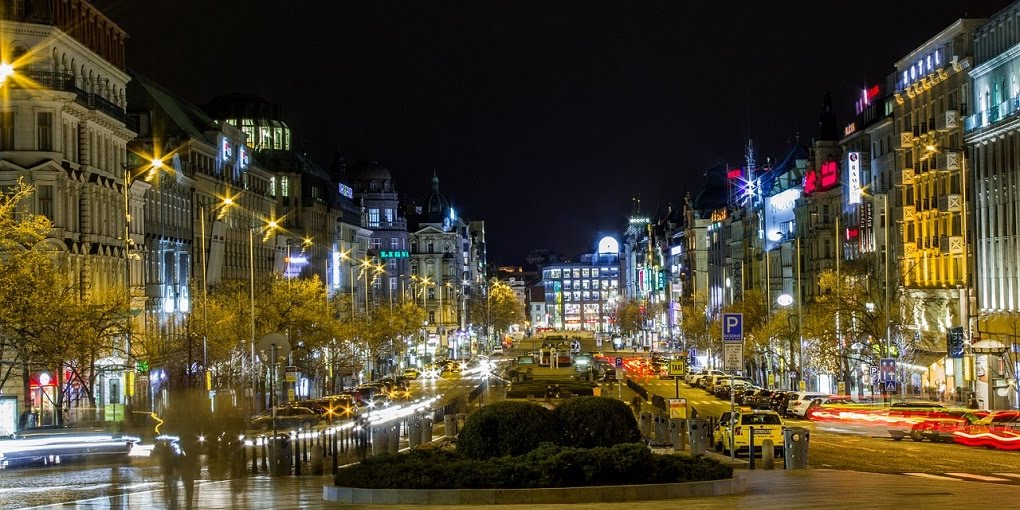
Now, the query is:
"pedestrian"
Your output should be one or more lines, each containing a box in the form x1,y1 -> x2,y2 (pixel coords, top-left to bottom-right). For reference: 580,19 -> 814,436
967,394 -> 979,409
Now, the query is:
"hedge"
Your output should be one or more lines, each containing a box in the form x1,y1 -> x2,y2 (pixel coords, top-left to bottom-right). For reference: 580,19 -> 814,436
457,401 -> 560,459
335,443 -> 733,489
554,396 -> 641,448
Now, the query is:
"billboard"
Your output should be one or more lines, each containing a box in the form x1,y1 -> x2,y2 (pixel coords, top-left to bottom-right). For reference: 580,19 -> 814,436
847,152 -> 862,205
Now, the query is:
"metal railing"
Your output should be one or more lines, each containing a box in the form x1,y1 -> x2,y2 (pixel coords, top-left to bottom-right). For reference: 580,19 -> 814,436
10,70 -> 126,123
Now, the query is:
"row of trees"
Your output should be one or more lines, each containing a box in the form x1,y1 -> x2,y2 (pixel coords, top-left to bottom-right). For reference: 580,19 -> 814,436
0,181 -> 530,422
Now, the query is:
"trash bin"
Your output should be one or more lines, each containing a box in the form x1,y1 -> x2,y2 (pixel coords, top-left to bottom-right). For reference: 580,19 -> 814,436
372,425 -> 389,456
783,427 -> 810,469
421,417 -> 434,443
409,419 -> 422,448
443,414 -> 458,436
688,419 -> 708,455
387,424 -> 400,454
272,436 -> 292,476
655,415 -> 668,442
639,412 -> 652,437
669,418 -> 684,451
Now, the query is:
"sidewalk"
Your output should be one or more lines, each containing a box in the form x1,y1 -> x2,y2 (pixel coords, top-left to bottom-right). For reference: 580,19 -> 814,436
41,466 -> 1020,509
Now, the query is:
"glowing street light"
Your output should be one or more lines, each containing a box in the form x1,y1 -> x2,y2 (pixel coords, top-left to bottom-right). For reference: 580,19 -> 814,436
0,62 -> 14,84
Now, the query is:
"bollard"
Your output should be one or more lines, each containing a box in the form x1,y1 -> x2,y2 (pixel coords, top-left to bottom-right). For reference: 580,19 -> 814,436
422,417 -> 434,444
669,418 -> 682,451
761,439 -> 775,469
261,438 -> 269,472
456,413 -> 467,431
409,419 -> 422,448
310,444 -> 324,475
688,419 -> 708,455
251,439 -> 258,474
783,427 -> 810,469
273,436 -> 292,477
655,415 -> 668,443
331,431 -> 339,474
748,426 -> 755,470
372,425 -> 388,456
639,412 -> 652,437
294,433 -> 302,476
444,414 -> 458,436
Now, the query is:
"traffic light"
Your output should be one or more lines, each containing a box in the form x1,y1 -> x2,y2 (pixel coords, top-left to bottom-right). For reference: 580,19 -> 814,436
947,327 -> 965,359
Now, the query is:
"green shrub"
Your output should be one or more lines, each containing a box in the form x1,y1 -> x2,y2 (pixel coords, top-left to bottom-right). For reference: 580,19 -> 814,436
457,401 -> 560,459
335,443 -> 733,489
553,396 -> 641,448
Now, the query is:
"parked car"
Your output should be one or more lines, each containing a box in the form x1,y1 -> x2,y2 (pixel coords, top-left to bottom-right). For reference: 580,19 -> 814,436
304,395 -> 361,420
249,406 -> 323,431
718,409 -> 786,458
690,369 -> 726,388
785,392 -> 831,418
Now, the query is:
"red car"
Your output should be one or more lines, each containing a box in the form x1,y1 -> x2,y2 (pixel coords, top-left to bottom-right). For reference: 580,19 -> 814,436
952,411 -> 1020,450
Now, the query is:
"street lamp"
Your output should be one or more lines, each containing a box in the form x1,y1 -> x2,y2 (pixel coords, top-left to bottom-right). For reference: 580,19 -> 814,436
199,196 -> 235,389
249,219 -> 279,411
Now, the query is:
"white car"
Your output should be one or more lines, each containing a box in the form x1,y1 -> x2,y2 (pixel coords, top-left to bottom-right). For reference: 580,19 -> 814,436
785,392 -> 831,418
689,369 -> 725,387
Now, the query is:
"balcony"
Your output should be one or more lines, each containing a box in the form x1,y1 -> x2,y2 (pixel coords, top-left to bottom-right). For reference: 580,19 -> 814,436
902,242 -> 917,258
935,110 -> 959,131
900,132 -> 914,149
899,167 -> 915,185
10,70 -> 127,123
934,151 -> 961,172
893,205 -> 916,223
938,194 -> 962,213
939,236 -> 964,255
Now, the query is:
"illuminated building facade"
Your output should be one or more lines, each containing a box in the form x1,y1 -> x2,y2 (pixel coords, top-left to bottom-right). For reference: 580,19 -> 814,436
964,6 -> 1020,410
0,0 -> 138,422
348,161 -> 408,312
543,236 -> 622,332
894,20 -> 983,402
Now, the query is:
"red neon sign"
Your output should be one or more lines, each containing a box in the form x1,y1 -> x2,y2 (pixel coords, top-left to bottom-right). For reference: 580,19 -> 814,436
727,169 -> 742,179
804,161 -> 839,194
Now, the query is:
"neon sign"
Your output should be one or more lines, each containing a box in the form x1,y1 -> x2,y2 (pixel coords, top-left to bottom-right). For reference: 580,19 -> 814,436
900,50 -> 941,90
804,161 -> 839,194
727,169 -> 742,179
338,183 -> 353,199
239,146 -> 249,168
855,85 -> 881,114
221,138 -> 233,161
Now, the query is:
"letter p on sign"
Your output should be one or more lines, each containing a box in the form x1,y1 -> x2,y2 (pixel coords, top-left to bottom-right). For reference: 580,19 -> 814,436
722,313 -> 743,343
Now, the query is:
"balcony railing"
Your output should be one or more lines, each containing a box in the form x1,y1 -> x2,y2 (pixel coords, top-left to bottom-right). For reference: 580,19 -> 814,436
9,70 -> 126,123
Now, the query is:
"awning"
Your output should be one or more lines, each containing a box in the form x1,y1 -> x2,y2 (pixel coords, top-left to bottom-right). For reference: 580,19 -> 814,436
905,350 -> 945,369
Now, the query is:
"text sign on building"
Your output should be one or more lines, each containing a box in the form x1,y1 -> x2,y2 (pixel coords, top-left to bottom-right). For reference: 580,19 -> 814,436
338,183 -> 354,199
722,313 -> 743,343
378,250 -> 409,259
847,152 -> 862,205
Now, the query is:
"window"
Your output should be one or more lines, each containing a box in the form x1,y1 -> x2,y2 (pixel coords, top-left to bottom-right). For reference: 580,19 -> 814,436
388,259 -> 396,270
269,177 -> 276,196
311,186 -> 321,199
390,277 -> 397,290
38,185 -> 53,220
37,112 -> 52,151
384,208 -> 394,223
371,238 -> 381,250
0,111 -> 13,150
368,208 -> 380,227
391,237 -> 399,249
281,176 -> 290,197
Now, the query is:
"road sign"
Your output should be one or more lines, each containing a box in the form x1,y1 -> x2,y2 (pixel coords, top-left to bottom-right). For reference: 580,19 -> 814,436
722,313 -> 743,343
668,398 -> 688,419
723,343 -> 743,371
615,356 -> 623,368
285,366 -> 298,383
668,359 -> 687,376
880,358 -> 896,382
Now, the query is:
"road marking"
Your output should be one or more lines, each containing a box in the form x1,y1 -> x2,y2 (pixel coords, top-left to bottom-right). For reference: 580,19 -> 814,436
904,473 -> 960,481
946,473 -> 1012,482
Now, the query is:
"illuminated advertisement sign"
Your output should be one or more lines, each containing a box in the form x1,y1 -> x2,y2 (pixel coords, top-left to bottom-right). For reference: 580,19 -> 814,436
221,138 -> 233,161
378,250 -> 409,259
764,188 -> 800,244
855,85 -> 881,115
804,161 -> 838,194
847,152 -> 862,205
901,50 -> 941,90
338,183 -> 354,199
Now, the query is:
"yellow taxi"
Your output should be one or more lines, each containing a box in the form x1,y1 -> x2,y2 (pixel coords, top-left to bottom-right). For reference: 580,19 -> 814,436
719,408 -> 785,458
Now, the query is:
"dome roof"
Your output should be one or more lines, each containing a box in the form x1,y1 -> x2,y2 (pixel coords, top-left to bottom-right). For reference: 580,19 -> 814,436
424,173 -> 450,216
348,161 -> 392,182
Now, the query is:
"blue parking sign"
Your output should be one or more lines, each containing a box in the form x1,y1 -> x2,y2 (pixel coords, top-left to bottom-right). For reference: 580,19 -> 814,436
615,357 -> 623,368
722,313 -> 743,343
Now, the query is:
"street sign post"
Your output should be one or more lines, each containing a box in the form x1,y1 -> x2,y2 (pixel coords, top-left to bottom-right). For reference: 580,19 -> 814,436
722,313 -> 743,343
668,359 -> 687,397
880,358 -> 896,383
668,398 -> 688,419
723,343 -> 743,371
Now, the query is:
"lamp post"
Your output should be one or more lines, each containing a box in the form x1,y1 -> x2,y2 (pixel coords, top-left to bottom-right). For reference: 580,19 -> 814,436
248,220 -> 278,412
199,197 -> 235,390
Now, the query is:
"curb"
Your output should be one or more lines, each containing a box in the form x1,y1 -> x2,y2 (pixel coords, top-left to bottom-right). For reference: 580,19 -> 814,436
322,477 -> 745,505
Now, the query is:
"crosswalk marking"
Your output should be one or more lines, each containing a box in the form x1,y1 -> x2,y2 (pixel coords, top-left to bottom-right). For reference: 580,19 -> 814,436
946,472 -> 1012,482
904,473 -> 959,481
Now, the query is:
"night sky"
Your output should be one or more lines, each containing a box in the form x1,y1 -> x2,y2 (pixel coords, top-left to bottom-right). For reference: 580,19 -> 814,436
93,0 -> 1009,263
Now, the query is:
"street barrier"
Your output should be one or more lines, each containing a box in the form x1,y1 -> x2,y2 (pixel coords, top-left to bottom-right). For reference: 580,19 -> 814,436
639,412 -> 652,437
784,427 -> 810,469
409,419 -> 421,448
422,417 -> 434,443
